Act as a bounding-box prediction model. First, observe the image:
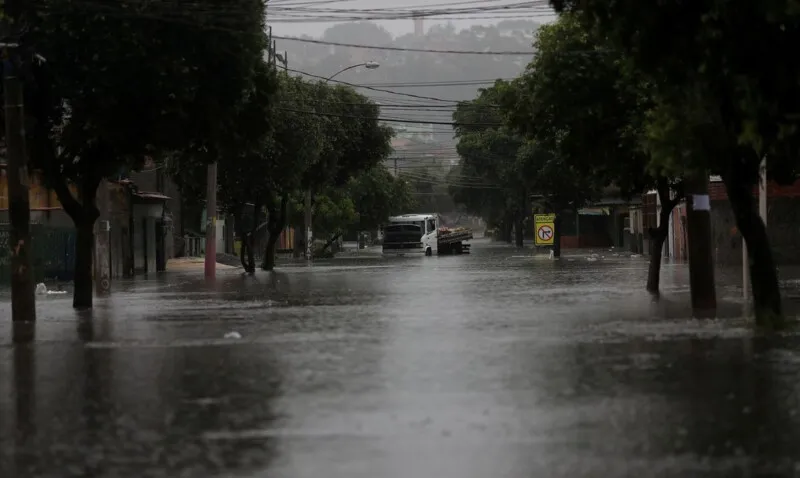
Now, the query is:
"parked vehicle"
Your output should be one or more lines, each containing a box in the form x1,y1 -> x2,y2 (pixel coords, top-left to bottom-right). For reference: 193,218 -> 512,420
382,213 -> 472,256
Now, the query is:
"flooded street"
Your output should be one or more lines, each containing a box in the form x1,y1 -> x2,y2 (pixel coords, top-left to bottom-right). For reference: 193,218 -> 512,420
3,240 -> 800,477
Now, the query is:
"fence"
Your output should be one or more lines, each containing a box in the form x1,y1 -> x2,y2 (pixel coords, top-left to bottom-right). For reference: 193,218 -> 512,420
0,225 -> 77,284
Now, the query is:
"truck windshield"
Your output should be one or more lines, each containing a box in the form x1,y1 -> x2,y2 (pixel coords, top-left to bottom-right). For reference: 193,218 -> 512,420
385,224 -> 421,234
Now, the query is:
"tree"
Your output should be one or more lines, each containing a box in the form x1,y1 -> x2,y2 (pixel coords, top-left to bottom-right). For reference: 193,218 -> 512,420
20,0 -> 268,307
215,60 -> 278,273
263,77 -> 393,268
502,15 -> 682,282
349,165 -> 415,233
447,163 -> 510,241
399,165 -> 453,215
310,164 -> 416,255
452,82 -> 530,247
549,0 -> 800,325
289,81 -> 393,256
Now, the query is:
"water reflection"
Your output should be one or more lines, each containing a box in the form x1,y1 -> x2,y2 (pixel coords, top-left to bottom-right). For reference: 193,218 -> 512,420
13,326 -> 36,478
2,316 -> 282,477
4,246 -> 800,477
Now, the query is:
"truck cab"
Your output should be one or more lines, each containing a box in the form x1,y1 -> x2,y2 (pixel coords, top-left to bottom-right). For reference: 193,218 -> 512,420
382,214 -> 439,256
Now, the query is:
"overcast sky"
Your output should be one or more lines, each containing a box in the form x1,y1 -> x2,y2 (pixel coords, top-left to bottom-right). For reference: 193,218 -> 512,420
267,0 -> 558,38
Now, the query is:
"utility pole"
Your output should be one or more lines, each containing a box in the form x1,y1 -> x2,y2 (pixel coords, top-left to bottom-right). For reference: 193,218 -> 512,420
304,188 -> 312,260
3,39 -> 37,322
744,158 -> 768,300
308,61 -> 380,262
685,172 -> 717,313
204,162 -> 217,278
94,179 -> 111,296
760,158 -> 767,226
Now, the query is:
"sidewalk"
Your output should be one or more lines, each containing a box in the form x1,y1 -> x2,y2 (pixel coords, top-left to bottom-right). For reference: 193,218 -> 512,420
166,257 -> 237,271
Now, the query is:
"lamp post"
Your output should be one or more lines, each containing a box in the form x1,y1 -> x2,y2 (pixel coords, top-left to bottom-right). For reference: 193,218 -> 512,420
304,61 -> 380,261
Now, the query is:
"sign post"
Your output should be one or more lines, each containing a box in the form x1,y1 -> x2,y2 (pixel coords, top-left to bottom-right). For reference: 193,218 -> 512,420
534,214 -> 556,247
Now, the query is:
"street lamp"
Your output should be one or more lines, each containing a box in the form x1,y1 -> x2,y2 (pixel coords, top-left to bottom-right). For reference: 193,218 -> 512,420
304,61 -> 381,261
325,60 -> 380,82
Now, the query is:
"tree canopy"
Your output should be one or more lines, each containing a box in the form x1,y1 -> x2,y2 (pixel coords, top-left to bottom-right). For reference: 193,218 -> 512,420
15,0 -> 270,307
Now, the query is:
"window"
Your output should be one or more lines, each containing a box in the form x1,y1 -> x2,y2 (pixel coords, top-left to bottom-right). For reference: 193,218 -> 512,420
427,219 -> 436,233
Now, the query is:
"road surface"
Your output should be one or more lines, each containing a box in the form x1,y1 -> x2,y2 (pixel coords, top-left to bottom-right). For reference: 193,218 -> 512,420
2,240 -> 800,477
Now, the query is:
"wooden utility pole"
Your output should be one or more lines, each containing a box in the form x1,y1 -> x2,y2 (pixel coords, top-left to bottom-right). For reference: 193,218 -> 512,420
685,172 -> 717,313
743,158 -> 768,302
204,162 -> 217,278
3,41 -> 37,321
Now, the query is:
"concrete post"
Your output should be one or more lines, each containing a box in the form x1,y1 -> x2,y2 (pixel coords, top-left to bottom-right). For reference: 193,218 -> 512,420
204,162 -> 217,278
686,172 -> 717,313
94,180 -> 111,296
304,188 -> 312,261
744,158 -> 767,301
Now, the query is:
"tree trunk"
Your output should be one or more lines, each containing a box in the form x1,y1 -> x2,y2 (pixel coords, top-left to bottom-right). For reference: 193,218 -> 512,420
73,219 -> 95,309
235,210 -> 249,271
321,232 -> 343,253
646,230 -> 668,294
262,233 -> 279,271
646,179 -> 683,295
239,236 -> 248,271
246,202 -> 259,274
503,219 -> 513,243
47,173 -> 101,309
514,216 -> 524,247
262,195 -> 288,271
245,234 -> 255,273
723,174 -> 782,327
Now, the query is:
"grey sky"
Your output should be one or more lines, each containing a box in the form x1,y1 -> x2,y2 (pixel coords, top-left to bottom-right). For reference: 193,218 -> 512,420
267,0 -> 557,38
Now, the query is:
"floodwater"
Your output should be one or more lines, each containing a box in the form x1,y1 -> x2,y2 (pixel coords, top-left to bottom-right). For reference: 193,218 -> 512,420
2,240 -> 800,477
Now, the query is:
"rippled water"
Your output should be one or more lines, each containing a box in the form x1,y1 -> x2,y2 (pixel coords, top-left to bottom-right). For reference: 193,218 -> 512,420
2,241 -> 800,477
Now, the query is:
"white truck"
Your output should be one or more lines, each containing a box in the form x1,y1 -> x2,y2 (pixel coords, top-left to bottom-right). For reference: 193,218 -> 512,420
382,213 -> 472,256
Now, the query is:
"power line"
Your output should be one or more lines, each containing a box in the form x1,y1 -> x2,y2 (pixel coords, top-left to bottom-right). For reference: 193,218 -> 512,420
357,79 -> 509,87
286,67 -> 464,103
268,1 -> 551,15
273,35 -> 535,55
270,0 -> 544,12
274,106 -> 501,127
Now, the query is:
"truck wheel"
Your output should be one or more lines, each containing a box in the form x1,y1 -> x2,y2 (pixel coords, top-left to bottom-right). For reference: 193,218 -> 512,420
425,247 -> 432,256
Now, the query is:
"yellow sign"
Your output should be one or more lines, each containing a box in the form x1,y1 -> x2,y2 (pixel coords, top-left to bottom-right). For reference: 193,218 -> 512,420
534,214 -> 556,246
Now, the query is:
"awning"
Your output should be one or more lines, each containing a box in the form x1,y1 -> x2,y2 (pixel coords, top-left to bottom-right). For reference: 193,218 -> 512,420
133,191 -> 170,202
578,207 -> 610,216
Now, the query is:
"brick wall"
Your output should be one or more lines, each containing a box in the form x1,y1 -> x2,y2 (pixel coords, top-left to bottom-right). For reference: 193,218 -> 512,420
706,178 -> 800,265
711,197 -> 800,265
709,179 -> 800,201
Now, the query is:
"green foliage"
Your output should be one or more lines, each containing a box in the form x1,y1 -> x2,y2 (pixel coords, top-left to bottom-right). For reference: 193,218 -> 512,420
311,190 -> 357,239
24,0 -> 269,192
348,165 -> 415,232
502,15 -> 652,204
450,82 -> 531,232
292,164 -> 415,239
550,0 -> 800,185
546,0 -> 800,322
303,82 -> 394,191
